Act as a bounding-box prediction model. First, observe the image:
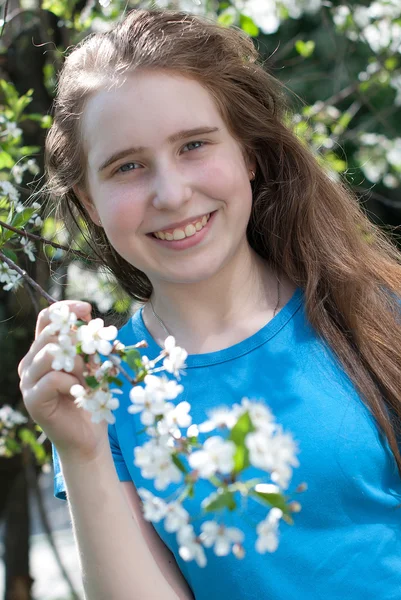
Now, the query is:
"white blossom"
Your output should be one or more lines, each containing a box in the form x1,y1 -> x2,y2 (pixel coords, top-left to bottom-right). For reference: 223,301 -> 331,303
163,336 -> 188,378
128,375 -> 183,426
134,438 -> 182,490
0,405 -> 27,428
200,521 -> 244,556
4,121 -> 22,139
137,488 -> 167,523
48,335 -> 77,372
255,508 -> 283,554
77,318 -> 118,355
234,398 -> 275,433
87,388 -> 121,424
158,401 -> 192,436
0,262 -> 22,292
0,181 -> 19,204
48,304 -> 77,335
198,406 -> 237,433
21,238 -> 36,262
188,436 -> 236,479
70,384 -> 93,411
177,524 -> 207,567
164,501 -> 190,533
246,427 -> 299,489
70,385 -> 121,424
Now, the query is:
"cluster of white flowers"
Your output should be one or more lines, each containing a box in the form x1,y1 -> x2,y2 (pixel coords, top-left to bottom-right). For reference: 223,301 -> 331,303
132,384 -> 298,562
333,2 -> 401,54
66,261 -> 125,313
0,116 -> 22,140
232,0 -> 321,34
11,159 -> 40,185
44,304 -> 301,567
0,405 -> 28,457
0,404 -> 28,429
0,261 -> 22,292
356,133 -> 401,188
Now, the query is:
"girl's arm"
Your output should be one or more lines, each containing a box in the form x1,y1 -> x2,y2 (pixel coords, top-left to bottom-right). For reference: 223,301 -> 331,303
59,445 -> 194,600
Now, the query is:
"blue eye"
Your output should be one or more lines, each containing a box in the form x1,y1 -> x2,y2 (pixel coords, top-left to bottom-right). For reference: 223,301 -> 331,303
117,162 -> 140,173
183,141 -> 204,152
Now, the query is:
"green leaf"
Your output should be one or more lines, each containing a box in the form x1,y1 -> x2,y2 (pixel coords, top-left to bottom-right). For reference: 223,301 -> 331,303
19,146 -> 40,156
125,349 -> 142,372
203,489 -> 237,512
85,376 -> 99,389
1,248 -> 18,263
229,411 -> 255,445
0,151 -> 14,169
218,9 -> 236,28
11,208 -> 35,229
233,443 -> 250,473
41,115 -> 53,129
385,57 -> 398,72
239,14 -> 259,37
295,40 -> 316,58
172,453 -> 188,474
250,489 -> 291,516
107,376 -> 123,387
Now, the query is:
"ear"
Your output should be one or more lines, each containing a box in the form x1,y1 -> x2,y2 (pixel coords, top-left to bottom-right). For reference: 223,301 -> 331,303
248,155 -> 257,173
73,185 -> 102,227
244,151 -> 257,178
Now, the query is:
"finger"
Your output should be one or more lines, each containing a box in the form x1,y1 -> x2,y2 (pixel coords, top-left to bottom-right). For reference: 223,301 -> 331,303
21,320 -> 78,374
19,324 -> 63,377
24,370 -> 83,421
35,300 -> 92,339
22,346 -> 87,391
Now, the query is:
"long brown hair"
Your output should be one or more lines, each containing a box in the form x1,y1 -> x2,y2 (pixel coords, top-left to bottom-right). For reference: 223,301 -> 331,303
45,9 -> 401,475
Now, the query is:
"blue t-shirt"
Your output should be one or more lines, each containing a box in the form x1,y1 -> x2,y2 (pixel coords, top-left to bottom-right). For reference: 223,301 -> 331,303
53,288 -> 401,599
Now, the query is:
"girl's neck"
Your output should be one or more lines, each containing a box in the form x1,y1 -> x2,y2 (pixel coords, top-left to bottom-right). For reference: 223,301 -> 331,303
142,245 -> 297,354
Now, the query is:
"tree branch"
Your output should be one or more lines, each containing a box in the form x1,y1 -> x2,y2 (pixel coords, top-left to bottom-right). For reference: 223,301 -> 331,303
0,220 -> 89,260
0,251 -> 56,304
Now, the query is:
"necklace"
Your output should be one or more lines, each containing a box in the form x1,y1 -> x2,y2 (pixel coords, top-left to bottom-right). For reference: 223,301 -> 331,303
149,274 -> 281,339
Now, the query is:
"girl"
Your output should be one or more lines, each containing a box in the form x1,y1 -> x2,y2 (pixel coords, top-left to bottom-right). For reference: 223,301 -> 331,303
19,8 -> 401,600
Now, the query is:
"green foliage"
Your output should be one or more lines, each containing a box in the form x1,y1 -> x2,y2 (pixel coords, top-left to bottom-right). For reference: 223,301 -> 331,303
203,488 -> 237,512
229,411 -> 255,473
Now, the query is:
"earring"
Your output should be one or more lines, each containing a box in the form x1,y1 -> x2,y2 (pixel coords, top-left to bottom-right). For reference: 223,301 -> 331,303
250,170 -> 256,180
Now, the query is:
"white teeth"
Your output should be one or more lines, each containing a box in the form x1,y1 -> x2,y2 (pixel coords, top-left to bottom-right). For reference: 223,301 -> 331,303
173,229 -> 186,240
153,212 -> 212,241
185,224 -> 196,237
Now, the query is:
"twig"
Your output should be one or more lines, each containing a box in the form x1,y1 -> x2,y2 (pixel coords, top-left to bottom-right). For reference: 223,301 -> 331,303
0,220 -> 89,260
0,251 -> 56,304
0,0 -> 9,38
24,278 -> 40,313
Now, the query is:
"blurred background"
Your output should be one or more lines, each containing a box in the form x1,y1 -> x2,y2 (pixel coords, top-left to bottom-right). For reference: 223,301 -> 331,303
0,0 -> 400,598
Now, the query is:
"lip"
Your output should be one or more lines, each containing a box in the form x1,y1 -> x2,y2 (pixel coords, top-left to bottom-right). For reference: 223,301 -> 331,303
150,212 -> 212,235
148,210 -> 217,251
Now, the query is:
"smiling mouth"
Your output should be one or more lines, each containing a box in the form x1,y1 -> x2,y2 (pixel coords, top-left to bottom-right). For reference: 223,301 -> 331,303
151,212 -> 212,241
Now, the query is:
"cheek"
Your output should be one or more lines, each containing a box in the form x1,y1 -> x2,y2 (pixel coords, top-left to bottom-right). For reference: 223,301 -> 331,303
100,189 -> 145,234
199,155 -> 252,206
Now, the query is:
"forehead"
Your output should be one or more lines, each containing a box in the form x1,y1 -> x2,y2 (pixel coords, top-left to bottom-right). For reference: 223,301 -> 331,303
82,71 -> 225,167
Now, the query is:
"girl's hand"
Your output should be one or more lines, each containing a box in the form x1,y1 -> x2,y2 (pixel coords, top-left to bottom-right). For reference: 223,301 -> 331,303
18,301 -> 109,462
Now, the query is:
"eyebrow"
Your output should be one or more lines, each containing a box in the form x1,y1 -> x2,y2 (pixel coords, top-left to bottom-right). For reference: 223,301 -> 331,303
98,126 -> 220,172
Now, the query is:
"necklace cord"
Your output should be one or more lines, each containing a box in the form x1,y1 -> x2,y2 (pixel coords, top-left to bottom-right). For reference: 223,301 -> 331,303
149,274 -> 281,339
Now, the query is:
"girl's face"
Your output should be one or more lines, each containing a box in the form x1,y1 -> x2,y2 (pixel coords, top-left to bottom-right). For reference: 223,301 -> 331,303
79,70 -> 256,285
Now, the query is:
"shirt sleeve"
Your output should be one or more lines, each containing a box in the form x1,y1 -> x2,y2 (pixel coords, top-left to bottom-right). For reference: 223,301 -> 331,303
52,423 -> 132,501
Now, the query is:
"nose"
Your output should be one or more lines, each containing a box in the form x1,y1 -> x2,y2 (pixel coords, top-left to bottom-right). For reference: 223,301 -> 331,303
151,163 -> 192,210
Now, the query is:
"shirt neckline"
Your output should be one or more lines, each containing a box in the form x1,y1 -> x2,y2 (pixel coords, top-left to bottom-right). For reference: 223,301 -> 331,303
133,287 -> 303,368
